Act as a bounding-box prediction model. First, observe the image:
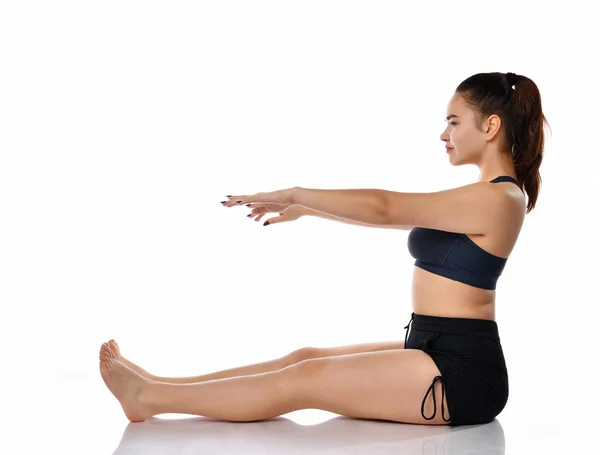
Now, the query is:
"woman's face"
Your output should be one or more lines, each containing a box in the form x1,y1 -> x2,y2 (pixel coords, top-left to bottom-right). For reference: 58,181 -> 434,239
440,94 -> 486,165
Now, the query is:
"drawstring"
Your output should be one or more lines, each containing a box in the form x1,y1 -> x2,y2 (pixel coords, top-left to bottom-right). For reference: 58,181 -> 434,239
404,312 -> 451,423
403,312 -> 414,347
422,376 -> 451,422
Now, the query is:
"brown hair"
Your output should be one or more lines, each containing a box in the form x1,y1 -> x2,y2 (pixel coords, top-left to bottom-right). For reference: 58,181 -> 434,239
455,72 -> 551,213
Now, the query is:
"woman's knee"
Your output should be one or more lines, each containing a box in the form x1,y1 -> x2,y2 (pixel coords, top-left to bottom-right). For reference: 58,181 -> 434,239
283,347 -> 318,366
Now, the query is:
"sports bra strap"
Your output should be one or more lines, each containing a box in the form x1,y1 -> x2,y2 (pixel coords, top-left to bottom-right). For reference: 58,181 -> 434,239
490,175 -> 518,185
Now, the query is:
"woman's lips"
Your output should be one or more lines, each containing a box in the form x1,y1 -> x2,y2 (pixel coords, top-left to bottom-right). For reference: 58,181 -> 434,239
446,147 -> 454,152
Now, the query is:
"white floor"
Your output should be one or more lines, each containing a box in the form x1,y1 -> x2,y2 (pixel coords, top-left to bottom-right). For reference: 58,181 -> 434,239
8,365 -> 593,455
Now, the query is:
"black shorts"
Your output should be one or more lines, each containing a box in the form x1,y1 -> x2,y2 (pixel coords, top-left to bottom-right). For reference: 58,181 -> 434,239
404,312 -> 509,426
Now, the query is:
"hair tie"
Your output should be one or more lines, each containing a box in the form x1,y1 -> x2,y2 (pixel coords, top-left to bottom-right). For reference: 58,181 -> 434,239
506,72 -> 518,87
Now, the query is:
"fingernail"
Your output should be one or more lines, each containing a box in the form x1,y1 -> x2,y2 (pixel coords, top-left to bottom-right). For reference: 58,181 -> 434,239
245,204 -> 251,207
220,201 -> 227,204
247,214 -> 251,217
236,200 -> 242,203
263,221 -> 270,226
226,195 -> 231,197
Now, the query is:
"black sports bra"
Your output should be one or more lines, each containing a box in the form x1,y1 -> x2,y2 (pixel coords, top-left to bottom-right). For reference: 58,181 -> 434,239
406,176 -> 520,290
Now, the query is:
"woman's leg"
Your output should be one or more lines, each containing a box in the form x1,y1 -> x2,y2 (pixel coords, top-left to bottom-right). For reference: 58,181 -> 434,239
102,340 -> 290,384
145,357 -> 290,384
101,339 -> 404,384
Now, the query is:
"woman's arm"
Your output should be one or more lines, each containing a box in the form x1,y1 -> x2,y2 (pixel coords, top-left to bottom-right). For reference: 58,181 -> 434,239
302,207 -> 413,230
292,187 -> 387,225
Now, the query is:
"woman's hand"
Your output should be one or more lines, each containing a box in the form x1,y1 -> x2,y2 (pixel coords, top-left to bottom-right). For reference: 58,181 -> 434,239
220,187 -> 296,210
247,204 -> 307,225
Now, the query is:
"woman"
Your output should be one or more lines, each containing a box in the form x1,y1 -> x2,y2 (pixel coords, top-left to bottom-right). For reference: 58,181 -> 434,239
99,71 -> 550,426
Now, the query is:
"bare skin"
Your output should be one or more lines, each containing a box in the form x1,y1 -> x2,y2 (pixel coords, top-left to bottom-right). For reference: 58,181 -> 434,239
99,341 -> 303,422
99,343 -> 153,422
105,340 -> 160,381
99,340 -> 450,424
103,340 -> 288,385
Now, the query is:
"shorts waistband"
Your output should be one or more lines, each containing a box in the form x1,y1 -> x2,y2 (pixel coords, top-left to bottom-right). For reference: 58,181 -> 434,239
409,312 -> 499,336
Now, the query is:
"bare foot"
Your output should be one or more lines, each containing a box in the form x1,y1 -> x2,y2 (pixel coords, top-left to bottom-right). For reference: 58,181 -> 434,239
99,344 -> 153,422
99,340 -> 156,381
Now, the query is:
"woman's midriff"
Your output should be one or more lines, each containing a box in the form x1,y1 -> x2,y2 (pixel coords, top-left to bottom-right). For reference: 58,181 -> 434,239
411,267 -> 496,321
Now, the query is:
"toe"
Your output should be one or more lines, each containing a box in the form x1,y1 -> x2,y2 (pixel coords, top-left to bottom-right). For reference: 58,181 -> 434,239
109,340 -> 121,356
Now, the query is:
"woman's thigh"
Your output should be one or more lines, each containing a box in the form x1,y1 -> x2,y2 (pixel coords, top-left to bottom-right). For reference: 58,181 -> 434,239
287,340 -> 405,365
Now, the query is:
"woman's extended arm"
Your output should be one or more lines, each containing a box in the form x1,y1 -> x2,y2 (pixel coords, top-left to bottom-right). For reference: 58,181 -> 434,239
302,207 -> 413,230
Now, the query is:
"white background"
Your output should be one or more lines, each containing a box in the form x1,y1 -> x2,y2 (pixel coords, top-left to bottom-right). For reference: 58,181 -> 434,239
1,1 -> 598,454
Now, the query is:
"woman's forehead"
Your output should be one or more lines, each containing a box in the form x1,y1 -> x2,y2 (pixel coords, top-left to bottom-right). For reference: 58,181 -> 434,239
448,94 -> 465,110
446,96 -> 471,117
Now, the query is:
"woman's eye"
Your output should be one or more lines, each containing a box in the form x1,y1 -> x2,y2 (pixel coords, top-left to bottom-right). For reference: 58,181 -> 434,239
449,122 -> 457,126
